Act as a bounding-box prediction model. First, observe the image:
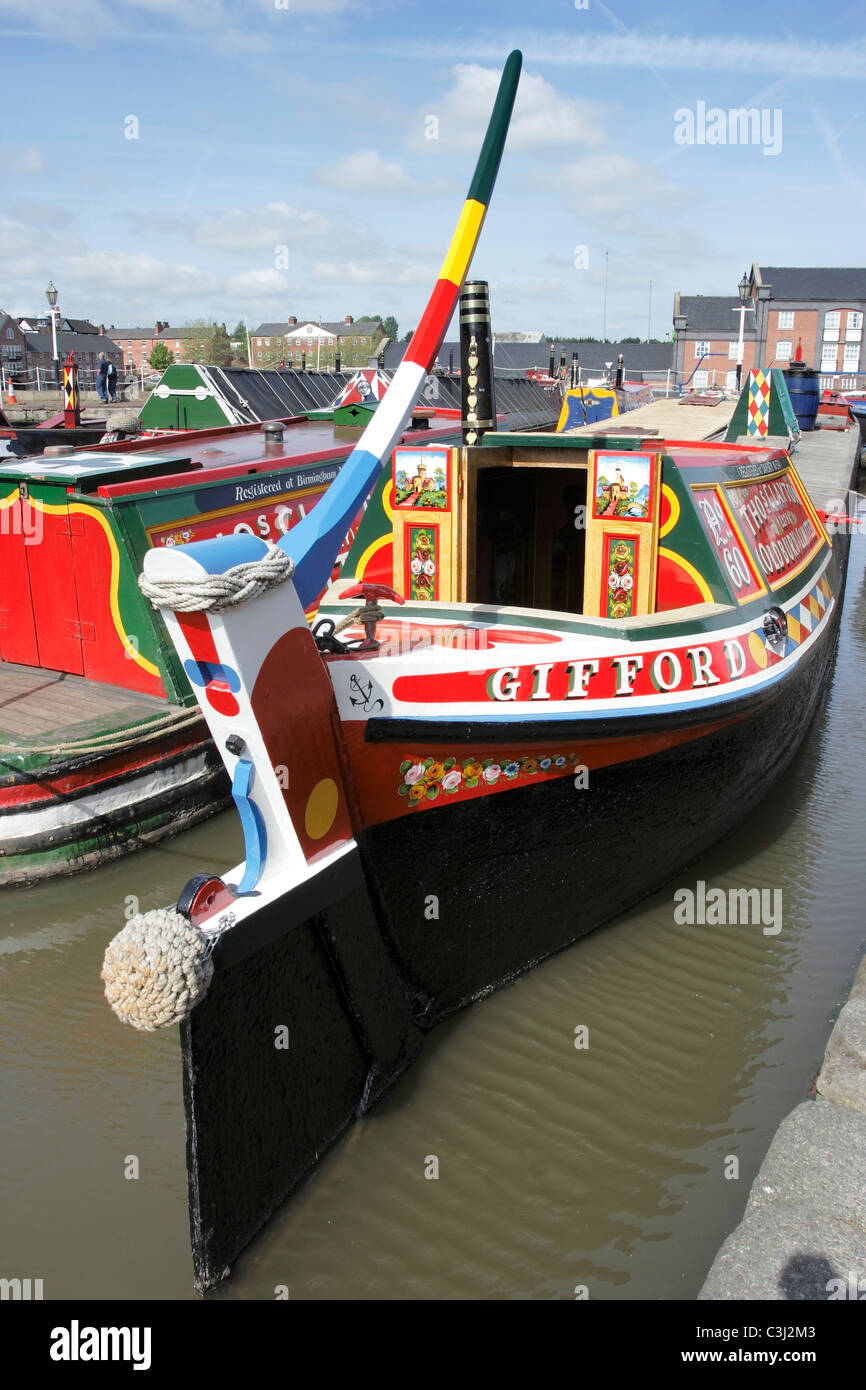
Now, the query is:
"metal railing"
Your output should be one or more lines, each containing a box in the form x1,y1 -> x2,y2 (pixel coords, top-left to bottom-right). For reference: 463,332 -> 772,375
0,364 -> 139,395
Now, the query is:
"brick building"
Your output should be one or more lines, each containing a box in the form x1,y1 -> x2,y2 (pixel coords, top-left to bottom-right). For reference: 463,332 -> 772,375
673,266 -> 866,389
251,315 -> 385,369
0,309 -> 29,386
1,309 -> 121,386
23,328 -> 122,383
109,322 -> 171,370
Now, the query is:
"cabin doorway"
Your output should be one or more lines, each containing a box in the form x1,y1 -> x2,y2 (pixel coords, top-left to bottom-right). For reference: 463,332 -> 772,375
473,466 -> 586,614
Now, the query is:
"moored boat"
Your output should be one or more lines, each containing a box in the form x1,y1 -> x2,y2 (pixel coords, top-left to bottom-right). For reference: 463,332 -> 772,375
2,388 -> 559,885
100,49 -> 851,1291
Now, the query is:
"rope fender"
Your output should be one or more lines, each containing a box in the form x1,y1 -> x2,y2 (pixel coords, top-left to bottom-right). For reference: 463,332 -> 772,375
139,546 -> 295,613
102,908 -> 214,1030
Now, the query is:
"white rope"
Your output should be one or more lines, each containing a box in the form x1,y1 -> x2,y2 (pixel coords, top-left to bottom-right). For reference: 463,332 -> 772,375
102,907 -> 214,1030
139,546 -> 294,612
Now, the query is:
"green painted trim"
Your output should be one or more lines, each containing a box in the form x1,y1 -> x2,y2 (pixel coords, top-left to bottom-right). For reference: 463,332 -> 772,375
138,365 -> 230,430
484,430 -> 648,450
467,50 -> 523,207
320,548 -> 833,645
0,704 -> 197,777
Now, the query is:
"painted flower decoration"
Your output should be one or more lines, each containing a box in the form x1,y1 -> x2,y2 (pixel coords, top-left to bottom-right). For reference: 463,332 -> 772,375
399,752 -> 576,802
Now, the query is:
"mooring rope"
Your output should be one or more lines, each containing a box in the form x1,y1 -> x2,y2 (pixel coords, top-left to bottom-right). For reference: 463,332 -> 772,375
138,546 -> 295,613
102,907 -> 214,1030
0,707 -> 204,757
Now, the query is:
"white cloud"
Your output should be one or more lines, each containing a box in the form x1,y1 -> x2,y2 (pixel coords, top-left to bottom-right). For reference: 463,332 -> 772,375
310,256 -> 435,288
409,63 -> 605,154
0,143 -> 45,174
0,0 -> 357,45
224,268 -> 294,299
65,250 -> 219,297
388,32 -> 866,82
312,149 -> 452,197
538,152 -> 686,217
193,202 -> 331,252
0,214 -> 74,262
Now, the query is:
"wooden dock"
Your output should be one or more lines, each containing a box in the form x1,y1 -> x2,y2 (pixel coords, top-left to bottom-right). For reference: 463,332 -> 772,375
788,422 -> 862,513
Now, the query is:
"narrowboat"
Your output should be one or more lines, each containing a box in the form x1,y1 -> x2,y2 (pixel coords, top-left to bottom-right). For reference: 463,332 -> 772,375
1,372 -> 555,886
100,50 -> 850,1291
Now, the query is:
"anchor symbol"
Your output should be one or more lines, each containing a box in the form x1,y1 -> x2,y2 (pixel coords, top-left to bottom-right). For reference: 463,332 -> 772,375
348,673 -> 384,713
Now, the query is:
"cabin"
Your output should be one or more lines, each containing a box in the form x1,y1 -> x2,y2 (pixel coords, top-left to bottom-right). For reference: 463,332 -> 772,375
339,426 -> 829,626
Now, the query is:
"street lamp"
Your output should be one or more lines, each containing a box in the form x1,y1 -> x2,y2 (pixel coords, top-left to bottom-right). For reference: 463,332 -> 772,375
45,280 -> 60,387
733,271 -> 754,391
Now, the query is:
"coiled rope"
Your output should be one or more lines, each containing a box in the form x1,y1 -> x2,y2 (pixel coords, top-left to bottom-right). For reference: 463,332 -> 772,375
138,545 -> 295,613
102,907 -> 214,1030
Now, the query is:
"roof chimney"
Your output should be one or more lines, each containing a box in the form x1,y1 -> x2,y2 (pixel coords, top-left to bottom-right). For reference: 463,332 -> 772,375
345,314 -> 353,325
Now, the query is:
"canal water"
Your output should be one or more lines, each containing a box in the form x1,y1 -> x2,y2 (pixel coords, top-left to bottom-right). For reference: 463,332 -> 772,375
2,529 -> 865,1302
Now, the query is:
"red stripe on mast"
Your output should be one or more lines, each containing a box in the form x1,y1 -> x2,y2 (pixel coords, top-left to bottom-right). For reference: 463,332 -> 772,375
403,279 -> 461,370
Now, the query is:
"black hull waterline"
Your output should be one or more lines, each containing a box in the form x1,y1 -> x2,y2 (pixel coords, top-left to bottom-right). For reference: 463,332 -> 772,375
181,586 -> 844,1291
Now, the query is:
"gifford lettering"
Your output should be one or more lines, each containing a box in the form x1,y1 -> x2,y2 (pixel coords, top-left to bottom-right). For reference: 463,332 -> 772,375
486,637 -> 755,704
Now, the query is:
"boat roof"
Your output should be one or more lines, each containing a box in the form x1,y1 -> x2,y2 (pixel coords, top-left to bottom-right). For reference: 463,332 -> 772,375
0,414 -> 464,497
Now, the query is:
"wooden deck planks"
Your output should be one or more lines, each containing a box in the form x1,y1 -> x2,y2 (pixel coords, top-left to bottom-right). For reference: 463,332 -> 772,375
562,395 -> 737,442
0,662 -> 169,739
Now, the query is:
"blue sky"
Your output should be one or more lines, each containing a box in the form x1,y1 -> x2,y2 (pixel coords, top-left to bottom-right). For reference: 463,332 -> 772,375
1,0 -> 864,345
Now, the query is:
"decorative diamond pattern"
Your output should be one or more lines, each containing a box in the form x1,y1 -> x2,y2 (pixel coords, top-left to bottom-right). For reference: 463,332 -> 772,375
747,370 -> 771,437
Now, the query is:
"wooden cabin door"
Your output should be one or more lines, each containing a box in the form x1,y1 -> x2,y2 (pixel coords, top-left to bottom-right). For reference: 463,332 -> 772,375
22,486 -> 85,676
0,486 -> 40,667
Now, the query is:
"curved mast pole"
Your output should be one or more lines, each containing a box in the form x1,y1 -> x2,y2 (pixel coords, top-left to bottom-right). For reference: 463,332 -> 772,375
282,49 -> 523,609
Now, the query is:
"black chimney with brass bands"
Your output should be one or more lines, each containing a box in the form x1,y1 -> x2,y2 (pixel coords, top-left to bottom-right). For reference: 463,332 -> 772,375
460,279 -> 496,445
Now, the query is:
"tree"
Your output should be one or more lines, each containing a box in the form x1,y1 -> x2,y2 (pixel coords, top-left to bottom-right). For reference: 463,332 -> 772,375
403,329 -> 414,342
231,321 -> 247,343
148,342 -> 174,371
383,315 -> 398,341
182,320 -> 233,367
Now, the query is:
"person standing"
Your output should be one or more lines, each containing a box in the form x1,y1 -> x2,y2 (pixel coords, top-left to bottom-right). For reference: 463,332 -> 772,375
96,352 -> 109,402
106,357 -> 118,402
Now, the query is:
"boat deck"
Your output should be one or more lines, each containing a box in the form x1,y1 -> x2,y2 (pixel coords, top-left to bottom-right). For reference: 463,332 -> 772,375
0,662 -> 173,743
561,394 -> 737,441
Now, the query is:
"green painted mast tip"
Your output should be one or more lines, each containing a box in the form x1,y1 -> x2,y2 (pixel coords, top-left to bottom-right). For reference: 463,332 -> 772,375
467,50 -> 523,208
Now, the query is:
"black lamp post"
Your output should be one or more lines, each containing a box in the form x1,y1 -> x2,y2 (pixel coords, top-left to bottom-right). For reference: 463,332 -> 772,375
45,280 -> 60,387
